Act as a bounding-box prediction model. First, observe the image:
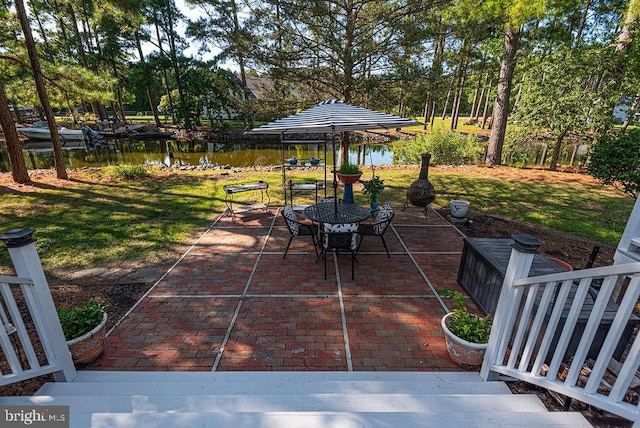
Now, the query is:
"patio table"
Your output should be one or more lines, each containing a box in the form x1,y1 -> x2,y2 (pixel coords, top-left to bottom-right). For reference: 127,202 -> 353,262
302,200 -> 370,225
223,181 -> 270,219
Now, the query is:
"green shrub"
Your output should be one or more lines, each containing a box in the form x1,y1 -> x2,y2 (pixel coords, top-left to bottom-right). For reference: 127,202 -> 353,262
362,175 -> 385,204
57,300 -> 106,341
588,131 -> 640,199
115,164 -> 150,179
393,130 -> 483,165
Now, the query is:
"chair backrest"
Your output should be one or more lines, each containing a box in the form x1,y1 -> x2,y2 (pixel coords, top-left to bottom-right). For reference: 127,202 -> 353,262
373,206 -> 394,235
379,202 -> 392,213
318,197 -> 342,204
323,223 -> 358,250
282,205 -> 300,236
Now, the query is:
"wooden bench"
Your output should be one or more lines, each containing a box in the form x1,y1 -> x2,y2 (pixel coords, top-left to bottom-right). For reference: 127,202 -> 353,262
457,237 -> 640,361
223,182 -> 270,219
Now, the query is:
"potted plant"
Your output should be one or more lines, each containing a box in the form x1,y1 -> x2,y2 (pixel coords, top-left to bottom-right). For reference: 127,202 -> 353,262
57,300 -> 107,364
336,163 -> 362,184
362,175 -> 385,214
439,289 -> 491,368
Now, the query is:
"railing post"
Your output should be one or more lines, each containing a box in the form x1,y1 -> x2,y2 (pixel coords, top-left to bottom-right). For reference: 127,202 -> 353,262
481,234 -> 543,380
0,228 -> 76,382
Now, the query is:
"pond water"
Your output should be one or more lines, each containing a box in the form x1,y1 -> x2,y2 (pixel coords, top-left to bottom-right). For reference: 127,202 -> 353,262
0,137 -> 396,172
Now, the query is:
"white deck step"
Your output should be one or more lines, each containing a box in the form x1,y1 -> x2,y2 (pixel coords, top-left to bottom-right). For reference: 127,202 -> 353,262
38,380 -> 512,396
0,371 -> 591,428
71,370 -> 486,383
0,393 -> 549,413
74,411 -> 591,428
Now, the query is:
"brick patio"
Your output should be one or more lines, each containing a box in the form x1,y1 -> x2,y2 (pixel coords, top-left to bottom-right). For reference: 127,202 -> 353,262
88,204 -> 479,373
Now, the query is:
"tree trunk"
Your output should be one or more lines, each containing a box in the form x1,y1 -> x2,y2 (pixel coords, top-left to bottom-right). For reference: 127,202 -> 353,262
569,143 -> 578,166
10,99 -> 23,124
615,0 -> 638,56
513,79 -> 523,109
481,79 -> 492,129
540,144 -> 548,166
486,25 -> 520,167
135,31 -> 162,128
340,131 -> 350,166
0,82 -> 30,183
572,0 -> 592,49
470,70 -> 483,122
441,84 -> 452,119
15,0 -> 67,179
31,4 -> 54,62
155,21 -> 176,125
451,77 -> 464,130
422,97 -> 431,130
475,83 -> 486,121
549,128 -> 569,171
230,0 -> 253,128
165,4 -> 190,130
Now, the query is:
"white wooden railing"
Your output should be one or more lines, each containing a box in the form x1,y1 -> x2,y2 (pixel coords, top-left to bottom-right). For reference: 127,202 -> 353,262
481,238 -> 640,426
0,229 -> 75,387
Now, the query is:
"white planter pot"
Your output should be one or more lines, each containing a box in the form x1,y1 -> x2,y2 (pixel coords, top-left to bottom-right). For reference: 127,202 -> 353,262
441,312 -> 488,368
450,200 -> 470,218
66,312 -> 107,364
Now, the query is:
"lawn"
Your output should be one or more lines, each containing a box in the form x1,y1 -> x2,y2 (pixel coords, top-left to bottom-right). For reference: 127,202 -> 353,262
0,165 -> 634,274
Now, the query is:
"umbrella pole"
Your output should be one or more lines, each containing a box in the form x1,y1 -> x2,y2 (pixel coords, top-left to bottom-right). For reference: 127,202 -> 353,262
332,128 -> 338,215
281,133 -> 286,206
324,133 -> 328,198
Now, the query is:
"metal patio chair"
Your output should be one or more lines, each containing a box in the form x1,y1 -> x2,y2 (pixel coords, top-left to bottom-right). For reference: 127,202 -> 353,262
321,222 -> 358,280
282,205 -> 319,259
356,202 -> 394,258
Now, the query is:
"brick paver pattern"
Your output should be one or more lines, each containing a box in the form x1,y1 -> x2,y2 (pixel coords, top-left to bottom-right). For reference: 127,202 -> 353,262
90,204 -> 480,373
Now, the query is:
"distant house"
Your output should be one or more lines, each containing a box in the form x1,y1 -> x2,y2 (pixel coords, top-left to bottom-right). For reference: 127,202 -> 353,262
613,97 -> 633,123
202,75 -> 279,120
222,74 -> 305,121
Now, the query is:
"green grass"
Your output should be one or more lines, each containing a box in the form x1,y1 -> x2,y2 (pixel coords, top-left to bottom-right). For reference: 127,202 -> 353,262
406,117 -> 490,134
0,166 -> 634,275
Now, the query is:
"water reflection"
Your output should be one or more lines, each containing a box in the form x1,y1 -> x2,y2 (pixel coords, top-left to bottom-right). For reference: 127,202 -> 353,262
0,137 -> 395,172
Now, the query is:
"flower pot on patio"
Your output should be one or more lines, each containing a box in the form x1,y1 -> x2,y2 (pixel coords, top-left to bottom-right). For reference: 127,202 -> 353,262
66,312 -> 107,364
547,257 -> 573,271
58,301 -> 107,364
336,172 -> 362,184
441,312 -> 488,368
450,200 -> 470,218
439,289 -> 491,369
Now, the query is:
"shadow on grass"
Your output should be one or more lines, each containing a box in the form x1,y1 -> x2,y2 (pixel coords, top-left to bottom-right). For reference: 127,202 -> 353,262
0,173 -> 229,273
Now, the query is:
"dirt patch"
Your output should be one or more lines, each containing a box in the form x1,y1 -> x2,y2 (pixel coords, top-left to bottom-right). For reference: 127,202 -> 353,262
448,209 -> 616,269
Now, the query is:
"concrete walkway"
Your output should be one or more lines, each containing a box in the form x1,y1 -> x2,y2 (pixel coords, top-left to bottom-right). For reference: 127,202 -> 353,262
89,204 -> 478,372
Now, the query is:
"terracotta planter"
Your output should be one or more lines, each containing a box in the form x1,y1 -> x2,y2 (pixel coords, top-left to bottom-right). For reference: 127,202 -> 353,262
66,312 -> 107,364
441,312 -> 488,368
337,173 -> 362,184
547,257 -> 573,271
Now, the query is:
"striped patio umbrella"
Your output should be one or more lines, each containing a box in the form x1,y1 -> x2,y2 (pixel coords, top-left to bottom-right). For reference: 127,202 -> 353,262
247,100 -> 419,211
247,99 -> 419,134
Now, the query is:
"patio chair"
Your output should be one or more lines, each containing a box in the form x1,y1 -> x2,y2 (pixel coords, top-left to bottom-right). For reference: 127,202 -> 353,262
356,202 -> 394,258
321,222 -> 358,280
282,205 -> 319,259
